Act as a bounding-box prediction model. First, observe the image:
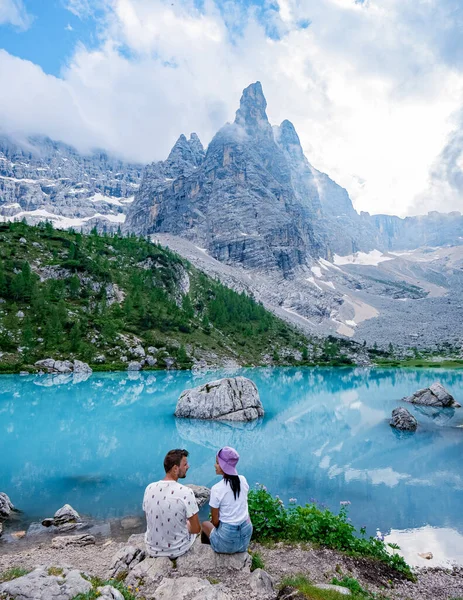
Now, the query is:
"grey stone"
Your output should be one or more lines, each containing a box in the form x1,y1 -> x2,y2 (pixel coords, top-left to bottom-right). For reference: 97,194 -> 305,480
53,503 -> 80,525
120,516 -> 143,530
175,376 -> 264,421
41,518 -> 54,527
185,484 -> 210,508
147,346 -> 158,354
109,545 -> 146,579
314,583 -> 351,595
249,569 -> 274,595
153,576 -> 232,600
403,382 -> 461,408
146,355 -> 157,367
0,492 -> 15,519
127,533 -> 146,548
97,585 -> 125,600
164,356 -> 175,369
51,534 -> 95,548
125,556 -> 173,588
132,345 -> 146,358
19,237 -> 27,244
0,566 -> 92,600
16,310 -> 25,318
127,361 -> 142,371
73,359 -> 92,373
35,358 -> 56,370
390,407 -> 418,431
176,538 -> 251,574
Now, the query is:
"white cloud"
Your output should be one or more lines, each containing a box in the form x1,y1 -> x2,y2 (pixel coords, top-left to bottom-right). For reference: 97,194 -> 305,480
0,0 -> 462,216
0,0 -> 33,29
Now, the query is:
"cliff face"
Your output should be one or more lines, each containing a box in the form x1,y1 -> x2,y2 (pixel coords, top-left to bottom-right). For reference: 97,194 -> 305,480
127,82 -> 330,275
0,135 -> 143,231
126,82 -> 462,273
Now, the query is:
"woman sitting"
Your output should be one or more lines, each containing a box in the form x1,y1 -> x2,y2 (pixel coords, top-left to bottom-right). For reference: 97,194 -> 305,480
201,446 -> 253,553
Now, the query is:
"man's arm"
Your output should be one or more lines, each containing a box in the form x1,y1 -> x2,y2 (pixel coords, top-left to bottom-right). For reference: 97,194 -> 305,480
187,512 -> 201,534
211,507 -> 220,528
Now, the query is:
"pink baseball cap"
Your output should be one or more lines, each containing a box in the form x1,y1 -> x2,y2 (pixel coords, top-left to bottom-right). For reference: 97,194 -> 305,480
217,446 -> 240,476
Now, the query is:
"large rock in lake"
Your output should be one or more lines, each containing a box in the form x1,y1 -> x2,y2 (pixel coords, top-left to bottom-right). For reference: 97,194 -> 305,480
390,407 -> 417,431
403,382 -> 461,408
175,377 -> 264,421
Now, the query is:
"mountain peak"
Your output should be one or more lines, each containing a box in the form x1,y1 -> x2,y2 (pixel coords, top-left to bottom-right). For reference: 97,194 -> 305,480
234,81 -> 272,139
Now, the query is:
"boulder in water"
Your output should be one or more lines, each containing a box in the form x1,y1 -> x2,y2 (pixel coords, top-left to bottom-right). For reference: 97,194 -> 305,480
390,407 -> 418,431
402,382 -> 460,408
175,377 -> 264,421
0,492 -> 16,519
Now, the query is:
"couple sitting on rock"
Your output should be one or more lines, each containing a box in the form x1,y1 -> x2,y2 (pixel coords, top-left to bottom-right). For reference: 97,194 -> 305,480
142,447 -> 253,559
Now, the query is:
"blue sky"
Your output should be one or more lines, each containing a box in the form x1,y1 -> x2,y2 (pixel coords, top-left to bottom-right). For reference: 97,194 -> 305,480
0,0 -> 462,216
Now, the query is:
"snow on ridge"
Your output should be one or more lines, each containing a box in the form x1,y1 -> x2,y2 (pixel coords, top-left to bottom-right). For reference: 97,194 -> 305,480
306,276 -> 322,291
334,249 -> 394,267
319,258 -> 343,272
0,209 -> 126,229
311,266 -> 323,278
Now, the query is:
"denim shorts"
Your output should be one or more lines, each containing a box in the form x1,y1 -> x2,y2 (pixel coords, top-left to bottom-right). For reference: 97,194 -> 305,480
210,518 -> 253,554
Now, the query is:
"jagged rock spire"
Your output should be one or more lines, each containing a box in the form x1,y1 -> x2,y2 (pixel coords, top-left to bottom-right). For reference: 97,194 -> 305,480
234,81 -> 273,140
275,120 -> 305,161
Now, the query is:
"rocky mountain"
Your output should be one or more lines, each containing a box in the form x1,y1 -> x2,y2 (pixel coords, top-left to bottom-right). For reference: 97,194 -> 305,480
125,82 -> 463,264
1,83 -> 462,350
0,135 -> 143,231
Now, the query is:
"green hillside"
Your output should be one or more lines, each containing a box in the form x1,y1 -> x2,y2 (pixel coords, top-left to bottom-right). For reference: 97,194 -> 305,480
0,221 -> 358,372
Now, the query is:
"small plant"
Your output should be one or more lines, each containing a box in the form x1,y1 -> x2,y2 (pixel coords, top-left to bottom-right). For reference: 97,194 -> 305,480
0,568 -> 30,583
249,550 -> 265,571
281,575 -> 351,599
47,567 -> 64,577
331,575 -> 369,596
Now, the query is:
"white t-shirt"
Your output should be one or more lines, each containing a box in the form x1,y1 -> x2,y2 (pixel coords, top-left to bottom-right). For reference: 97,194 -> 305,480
209,475 -> 249,525
143,480 -> 198,558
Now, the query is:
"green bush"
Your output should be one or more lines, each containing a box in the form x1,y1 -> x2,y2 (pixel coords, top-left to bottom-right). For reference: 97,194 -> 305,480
248,486 -> 414,580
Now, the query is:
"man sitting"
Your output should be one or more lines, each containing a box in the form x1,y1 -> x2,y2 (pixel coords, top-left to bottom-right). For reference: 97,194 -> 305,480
143,448 -> 200,558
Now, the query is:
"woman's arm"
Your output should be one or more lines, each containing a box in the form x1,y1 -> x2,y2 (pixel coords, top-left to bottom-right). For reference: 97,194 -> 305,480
211,507 -> 220,528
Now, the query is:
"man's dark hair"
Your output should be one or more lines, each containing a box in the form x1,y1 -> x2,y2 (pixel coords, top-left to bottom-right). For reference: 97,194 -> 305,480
164,448 -> 189,473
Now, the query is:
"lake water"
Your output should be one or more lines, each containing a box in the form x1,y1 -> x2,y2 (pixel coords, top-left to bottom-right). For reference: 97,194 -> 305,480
1,367 -> 462,565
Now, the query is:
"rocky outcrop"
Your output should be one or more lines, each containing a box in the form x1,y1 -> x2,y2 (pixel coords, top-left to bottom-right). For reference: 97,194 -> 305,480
51,533 -> 95,548
403,382 -> 461,408
175,376 -> 264,421
0,567 -> 92,600
176,538 -> 251,574
0,492 -> 16,519
185,484 -> 211,508
390,407 -> 418,431
153,577 -> 232,600
42,504 -> 82,530
35,358 -> 92,374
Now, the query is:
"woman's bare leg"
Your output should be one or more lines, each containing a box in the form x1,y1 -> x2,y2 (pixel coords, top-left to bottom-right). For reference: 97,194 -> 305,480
201,520 -> 214,543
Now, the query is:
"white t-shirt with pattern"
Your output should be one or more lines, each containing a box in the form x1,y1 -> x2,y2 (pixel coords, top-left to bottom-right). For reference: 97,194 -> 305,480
143,480 -> 198,558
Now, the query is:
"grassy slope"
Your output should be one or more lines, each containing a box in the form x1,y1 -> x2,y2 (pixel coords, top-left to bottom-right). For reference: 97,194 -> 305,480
0,222 -> 359,372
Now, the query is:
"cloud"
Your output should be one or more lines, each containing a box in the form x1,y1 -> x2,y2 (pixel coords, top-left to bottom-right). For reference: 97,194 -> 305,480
410,108 -> 463,215
0,0 -> 33,30
0,0 -> 462,216
65,23 -> 74,31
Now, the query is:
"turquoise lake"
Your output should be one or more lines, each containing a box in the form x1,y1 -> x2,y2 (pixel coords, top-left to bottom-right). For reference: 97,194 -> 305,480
1,367 -> 462,563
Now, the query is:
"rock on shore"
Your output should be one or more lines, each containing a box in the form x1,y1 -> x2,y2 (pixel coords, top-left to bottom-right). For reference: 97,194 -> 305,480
175,377 -> 264,421
402,382 -> 461,408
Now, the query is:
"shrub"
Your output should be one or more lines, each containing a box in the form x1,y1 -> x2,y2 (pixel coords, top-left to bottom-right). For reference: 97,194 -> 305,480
248,486 -> 414,580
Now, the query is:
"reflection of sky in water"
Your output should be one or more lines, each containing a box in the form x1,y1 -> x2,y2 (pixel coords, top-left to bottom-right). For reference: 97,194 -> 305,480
1,367 -> 462,558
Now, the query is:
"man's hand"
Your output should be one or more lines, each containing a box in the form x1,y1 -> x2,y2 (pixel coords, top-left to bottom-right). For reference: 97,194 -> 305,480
187,512 -> 201,534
